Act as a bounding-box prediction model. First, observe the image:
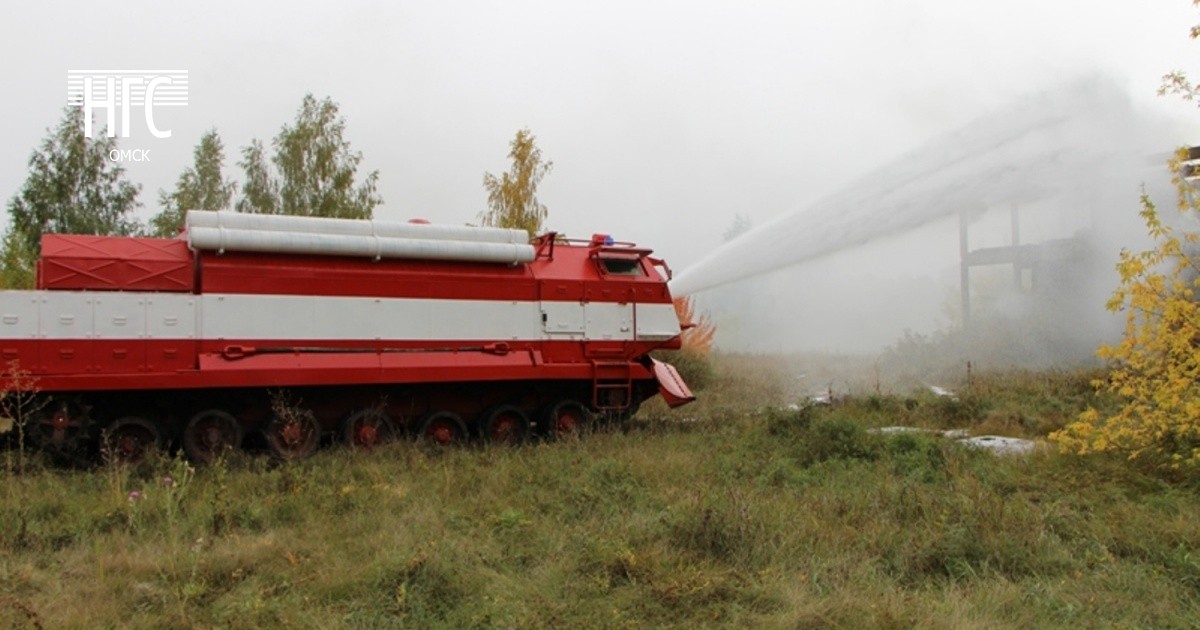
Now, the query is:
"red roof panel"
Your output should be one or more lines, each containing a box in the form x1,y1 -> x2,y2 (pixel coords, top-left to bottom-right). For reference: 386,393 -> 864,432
37,235 -> 194,292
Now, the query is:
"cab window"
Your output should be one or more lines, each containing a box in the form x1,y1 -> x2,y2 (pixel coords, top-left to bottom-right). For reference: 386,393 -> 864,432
600,257 -> 643,276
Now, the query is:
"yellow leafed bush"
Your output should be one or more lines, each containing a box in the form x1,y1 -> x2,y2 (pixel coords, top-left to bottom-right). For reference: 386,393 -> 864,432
672,296 -> 716,356
1051,157 -> 1200,471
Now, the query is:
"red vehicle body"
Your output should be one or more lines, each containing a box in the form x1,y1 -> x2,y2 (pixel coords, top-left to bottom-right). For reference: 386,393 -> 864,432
0,211 -> 693,461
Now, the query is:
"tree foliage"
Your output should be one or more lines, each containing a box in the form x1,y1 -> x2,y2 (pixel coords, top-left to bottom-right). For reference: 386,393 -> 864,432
1051,182 -> 1200,470
480,128 -> 552,237
236,94 -> 381,219
238,140 -> 278,215
0,230 -> 36,290
674,295 -> 717,356
150,129 -> 235,236
1052,9 -> 1200,471
1160,1 -> 1200,103
3,107 -> 141,287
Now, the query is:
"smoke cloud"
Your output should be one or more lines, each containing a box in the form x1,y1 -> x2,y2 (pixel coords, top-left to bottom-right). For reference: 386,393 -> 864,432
674,77 -> 1183,360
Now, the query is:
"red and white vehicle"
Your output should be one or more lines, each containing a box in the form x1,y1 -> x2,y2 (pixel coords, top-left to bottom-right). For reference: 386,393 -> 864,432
0,210 -> 694,461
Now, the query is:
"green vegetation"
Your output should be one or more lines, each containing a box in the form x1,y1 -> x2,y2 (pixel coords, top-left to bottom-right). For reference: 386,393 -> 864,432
480,128 -> 553,237
1052,168 -> 1200,472
1,93 -> 384,289
2,107 -> 142,287
654,348 -> 716,391
150,130 -> 237,236
237,94 -> 382,219
1,356 -> 1196,628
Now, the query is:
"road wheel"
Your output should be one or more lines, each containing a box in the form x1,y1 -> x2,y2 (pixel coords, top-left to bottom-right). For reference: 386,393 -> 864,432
479,405 -> 529,445
539,399 -> 592,439
101,416 -> 163,463
418,411 -> 467,446
29,399 -> 92,459
265,408 -> 320,461
184,409 -> 242,464
342,408 -> 395,451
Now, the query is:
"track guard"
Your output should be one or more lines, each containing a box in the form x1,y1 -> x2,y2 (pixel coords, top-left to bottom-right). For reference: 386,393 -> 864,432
650,358 -> 696,408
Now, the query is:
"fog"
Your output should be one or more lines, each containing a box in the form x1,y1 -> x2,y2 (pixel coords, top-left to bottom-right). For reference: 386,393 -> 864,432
675,78 -> 1183,358
1,1 -> 1198,361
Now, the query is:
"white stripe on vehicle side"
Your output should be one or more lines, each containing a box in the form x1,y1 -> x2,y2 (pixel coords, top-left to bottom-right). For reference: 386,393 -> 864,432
0,291 -> 680,342
0,293 -> 38,338
201,293 -> 544,341
636,301 -> 686,341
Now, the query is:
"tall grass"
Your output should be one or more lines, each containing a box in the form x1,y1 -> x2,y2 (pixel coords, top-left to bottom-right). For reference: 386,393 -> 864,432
0,356 -> 1196,627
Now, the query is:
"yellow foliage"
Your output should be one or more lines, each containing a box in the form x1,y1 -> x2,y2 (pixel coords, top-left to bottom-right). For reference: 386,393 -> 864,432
673,296 -> 716,356
1054,11 -> 1200,472
1050,156 -> 1200,470
480,128 -> 552,238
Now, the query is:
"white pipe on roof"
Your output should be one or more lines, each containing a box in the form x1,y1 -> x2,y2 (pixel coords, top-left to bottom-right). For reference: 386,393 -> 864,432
187,226 -> 536,264
184,210 -> 528,245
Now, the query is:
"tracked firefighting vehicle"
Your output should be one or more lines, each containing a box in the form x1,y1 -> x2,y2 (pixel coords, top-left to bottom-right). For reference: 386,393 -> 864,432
0,211 -> 693,461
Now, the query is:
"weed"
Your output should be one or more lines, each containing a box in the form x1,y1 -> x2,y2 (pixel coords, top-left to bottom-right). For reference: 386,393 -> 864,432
654,348 -> 715,390
387,544 -> 465,624
669,487 -> 762,568
0,357 -> 1197,627
884,432 -> 951,483
1,361 -> 46,476
764,404 -> 820,437
0,595 -> 42,629
795,417 -> 882,465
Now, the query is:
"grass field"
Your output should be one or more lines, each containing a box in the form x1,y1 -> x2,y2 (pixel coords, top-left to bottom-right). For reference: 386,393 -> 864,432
2,355 -> 1198,628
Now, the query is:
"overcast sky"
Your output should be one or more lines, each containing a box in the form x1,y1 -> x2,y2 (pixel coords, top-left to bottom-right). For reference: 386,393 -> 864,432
0,1 -> 1197,271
